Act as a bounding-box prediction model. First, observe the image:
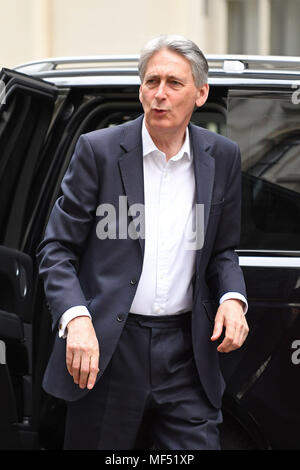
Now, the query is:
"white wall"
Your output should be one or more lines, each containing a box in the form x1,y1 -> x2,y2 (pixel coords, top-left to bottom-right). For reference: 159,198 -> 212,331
0,0 -> 225,68
48,0 -> 217,57
0,0 -> 287,69
0,0 -> 36,67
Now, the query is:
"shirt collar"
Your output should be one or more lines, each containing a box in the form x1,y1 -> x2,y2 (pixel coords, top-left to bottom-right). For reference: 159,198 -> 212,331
142,118 -> 191,161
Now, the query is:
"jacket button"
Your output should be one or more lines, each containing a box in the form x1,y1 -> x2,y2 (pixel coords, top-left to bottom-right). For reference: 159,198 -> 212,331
130,278 -> 137,285
117,313 -> 125,322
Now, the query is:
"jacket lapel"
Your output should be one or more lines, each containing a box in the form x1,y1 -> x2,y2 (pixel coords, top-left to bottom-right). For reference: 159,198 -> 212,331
118,115 -> 145,256
189,124 -> 215,271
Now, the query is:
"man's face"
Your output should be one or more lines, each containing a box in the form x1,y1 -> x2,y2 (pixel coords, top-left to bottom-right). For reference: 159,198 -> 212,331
139,47 -> 209,136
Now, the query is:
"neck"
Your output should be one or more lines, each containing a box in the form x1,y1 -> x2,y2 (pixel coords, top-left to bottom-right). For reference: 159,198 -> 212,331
146,124 -> 187,161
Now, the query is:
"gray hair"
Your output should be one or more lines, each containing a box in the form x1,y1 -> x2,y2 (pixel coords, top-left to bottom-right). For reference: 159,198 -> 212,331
138,35 -> 208,87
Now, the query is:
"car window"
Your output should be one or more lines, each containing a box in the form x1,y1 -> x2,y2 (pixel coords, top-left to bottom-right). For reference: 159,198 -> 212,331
0,69 -> 56,250
227,90 -> 300,252
191,101 -> 227,136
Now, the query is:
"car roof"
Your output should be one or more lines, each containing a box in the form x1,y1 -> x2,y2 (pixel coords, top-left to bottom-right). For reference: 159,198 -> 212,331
14,54 -> 300,87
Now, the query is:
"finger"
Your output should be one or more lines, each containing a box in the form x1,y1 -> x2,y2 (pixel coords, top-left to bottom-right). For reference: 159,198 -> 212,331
232,314 -> 248,347
87,355 -> 100,390
240,320 -> 249,345
71,350 -> 81,384
219,318 -> 249,352
238,321 -> 248,346
66,338 -> 79,377
217,338 -> 233,352
217,321 -> 235,352
230,324 -> 244,351
79,353 -> 90,389
66,346 -> 74,376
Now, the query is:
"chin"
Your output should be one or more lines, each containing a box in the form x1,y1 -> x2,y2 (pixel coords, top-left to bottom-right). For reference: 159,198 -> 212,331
148,117 -> 172,128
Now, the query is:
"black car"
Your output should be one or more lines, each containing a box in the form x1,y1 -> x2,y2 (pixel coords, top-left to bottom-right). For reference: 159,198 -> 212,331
0,55 -> 299,450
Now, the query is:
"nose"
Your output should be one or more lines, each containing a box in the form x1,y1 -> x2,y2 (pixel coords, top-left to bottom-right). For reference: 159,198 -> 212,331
155,81 -> 167,99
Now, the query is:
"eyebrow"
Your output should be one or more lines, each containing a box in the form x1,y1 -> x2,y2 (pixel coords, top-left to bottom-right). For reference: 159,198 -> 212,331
145,73 -> 185,82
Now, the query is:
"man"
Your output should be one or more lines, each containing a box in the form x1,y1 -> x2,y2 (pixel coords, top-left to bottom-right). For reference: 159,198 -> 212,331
37,35 -> 249,450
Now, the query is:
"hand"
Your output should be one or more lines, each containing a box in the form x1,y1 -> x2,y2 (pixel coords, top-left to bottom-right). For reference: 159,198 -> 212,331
210,299 -> 249,352
66,316 -> 99,389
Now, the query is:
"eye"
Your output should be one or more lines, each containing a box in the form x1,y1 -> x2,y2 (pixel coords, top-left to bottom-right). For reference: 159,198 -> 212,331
170,79 -> 182,88
145,78 -> 157,87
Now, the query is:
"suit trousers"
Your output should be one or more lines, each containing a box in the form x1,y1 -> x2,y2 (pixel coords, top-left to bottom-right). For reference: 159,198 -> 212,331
64,312 -> 222,450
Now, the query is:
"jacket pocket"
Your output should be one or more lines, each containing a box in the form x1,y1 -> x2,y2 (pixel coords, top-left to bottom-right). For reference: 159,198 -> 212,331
202,300 -> 218,323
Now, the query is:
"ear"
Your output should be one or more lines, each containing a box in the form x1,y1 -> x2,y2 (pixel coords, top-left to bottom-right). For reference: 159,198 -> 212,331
139,84 -> 143,103
195,84 -> 209,108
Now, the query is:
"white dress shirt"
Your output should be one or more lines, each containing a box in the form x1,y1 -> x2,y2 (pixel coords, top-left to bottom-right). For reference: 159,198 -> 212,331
58,120 -> 247,336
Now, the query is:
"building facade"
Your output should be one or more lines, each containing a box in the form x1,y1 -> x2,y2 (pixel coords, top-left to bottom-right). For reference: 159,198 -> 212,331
0,0 -> 299,68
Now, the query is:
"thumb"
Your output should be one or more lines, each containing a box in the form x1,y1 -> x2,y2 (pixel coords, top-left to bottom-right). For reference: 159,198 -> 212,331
211,315 -> 224,341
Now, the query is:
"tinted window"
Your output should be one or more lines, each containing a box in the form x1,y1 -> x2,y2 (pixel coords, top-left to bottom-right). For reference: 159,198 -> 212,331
227,90 -> 300,252
0,69 -> 56,250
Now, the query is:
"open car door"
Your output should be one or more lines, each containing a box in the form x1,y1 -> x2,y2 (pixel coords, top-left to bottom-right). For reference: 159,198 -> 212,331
0,68 -> 57,449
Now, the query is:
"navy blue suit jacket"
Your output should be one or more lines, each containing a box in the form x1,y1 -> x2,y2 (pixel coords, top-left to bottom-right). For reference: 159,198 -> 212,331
37,115 -> 246,409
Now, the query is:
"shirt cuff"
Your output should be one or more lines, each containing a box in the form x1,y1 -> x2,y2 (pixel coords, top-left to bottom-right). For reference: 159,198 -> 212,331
58,306 -> 91,339
219,292 -> 248,314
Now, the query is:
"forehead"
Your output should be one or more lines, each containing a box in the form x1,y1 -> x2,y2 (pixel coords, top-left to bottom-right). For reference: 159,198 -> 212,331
144,48 -> 193,78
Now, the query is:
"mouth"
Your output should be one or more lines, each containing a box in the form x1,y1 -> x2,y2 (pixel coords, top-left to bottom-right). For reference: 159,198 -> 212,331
152,108 -> 168,116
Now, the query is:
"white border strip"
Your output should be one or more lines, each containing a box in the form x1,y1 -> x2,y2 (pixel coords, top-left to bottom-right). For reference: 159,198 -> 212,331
239,256 -> 300,268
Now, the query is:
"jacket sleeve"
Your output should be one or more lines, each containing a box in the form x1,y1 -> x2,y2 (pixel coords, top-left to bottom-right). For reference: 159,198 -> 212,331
36,134 -> 99,330
206,144 -> 247,301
